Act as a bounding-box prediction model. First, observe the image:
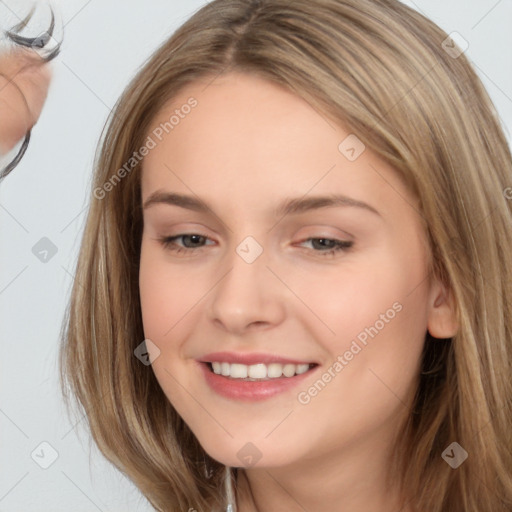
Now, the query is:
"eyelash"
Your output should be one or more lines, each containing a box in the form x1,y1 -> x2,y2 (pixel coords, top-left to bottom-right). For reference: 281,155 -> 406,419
157,234 -> 354,257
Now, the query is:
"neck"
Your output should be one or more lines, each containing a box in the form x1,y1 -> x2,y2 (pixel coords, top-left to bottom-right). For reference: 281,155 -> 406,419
234,431 -> 413,512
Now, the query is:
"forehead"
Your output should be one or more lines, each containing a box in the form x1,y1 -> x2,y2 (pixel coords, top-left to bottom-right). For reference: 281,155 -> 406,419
140,72 -> 415,219
144,72 -> 340,170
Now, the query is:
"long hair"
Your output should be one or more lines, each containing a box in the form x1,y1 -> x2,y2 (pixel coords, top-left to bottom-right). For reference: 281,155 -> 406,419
59,1 -> 512,510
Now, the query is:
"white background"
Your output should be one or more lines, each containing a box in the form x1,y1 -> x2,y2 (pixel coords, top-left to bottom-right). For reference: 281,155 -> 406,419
0,0 -> 511,510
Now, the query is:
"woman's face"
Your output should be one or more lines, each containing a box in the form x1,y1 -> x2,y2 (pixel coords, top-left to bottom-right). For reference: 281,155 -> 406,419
139,72 -> 455,470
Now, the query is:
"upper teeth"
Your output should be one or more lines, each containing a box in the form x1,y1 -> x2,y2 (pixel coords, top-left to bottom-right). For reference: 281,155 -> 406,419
211,362 -> 311,379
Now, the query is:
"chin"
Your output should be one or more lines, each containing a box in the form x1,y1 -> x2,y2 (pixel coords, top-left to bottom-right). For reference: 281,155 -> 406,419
198,436 -> 300,469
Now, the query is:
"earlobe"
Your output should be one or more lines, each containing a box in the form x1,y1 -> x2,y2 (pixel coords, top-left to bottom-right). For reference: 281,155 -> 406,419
427,279 -> 459,339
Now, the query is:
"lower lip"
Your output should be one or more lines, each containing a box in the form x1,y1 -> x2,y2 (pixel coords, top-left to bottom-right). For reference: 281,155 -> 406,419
198,362 -> 318,401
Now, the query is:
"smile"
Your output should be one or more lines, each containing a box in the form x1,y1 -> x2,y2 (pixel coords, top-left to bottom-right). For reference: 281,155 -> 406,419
198,360 -> 319,401
209,361 -> 315,380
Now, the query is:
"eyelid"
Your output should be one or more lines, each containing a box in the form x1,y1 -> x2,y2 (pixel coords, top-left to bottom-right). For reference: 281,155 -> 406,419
156,223 -> 355,243
293,225 -> 354,242
159,232 -> 214,247
157,232 -> 354,259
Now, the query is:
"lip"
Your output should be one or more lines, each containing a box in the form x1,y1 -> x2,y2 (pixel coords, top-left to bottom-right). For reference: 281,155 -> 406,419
199,351 -> 317,366
196,358 -> 320,401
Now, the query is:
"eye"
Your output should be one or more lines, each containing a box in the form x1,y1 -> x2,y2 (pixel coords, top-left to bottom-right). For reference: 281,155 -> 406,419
158,233 -> 214,254
296,237 -> 353,257
157,234 -> 353,258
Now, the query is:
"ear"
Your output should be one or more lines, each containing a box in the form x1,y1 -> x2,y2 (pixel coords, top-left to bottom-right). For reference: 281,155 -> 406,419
426,277 -> 459,339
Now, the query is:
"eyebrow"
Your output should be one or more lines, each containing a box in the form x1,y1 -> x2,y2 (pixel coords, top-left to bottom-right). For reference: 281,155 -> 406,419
142,191 -> 381,218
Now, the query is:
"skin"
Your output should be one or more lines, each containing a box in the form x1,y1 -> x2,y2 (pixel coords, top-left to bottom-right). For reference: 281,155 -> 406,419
0,48 -> 51,154
139,72 -> 458,512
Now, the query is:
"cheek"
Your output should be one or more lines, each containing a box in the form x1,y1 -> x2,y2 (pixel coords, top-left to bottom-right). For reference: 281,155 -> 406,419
297,236 -> 430,402
139,240 -> 206,341
286,253 -> 428,455
139,246 -> 168,338
289,245 -> 429,352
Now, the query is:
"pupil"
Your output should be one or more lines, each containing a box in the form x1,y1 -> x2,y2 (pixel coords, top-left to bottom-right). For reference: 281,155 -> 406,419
187,235 -> 202,246
315,238 -> 332,249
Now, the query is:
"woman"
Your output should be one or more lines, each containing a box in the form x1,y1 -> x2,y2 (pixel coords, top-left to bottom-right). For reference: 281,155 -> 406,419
60,0 -> 512,510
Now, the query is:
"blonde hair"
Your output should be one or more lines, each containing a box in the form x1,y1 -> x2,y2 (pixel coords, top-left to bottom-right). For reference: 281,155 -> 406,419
59,0 -> 512,510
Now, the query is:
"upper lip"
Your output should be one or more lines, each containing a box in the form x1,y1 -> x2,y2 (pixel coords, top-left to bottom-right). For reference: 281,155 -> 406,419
199,351 -> 318,366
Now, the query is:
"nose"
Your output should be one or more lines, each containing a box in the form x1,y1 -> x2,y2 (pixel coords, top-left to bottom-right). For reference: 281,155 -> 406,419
208,240 -> 287,336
